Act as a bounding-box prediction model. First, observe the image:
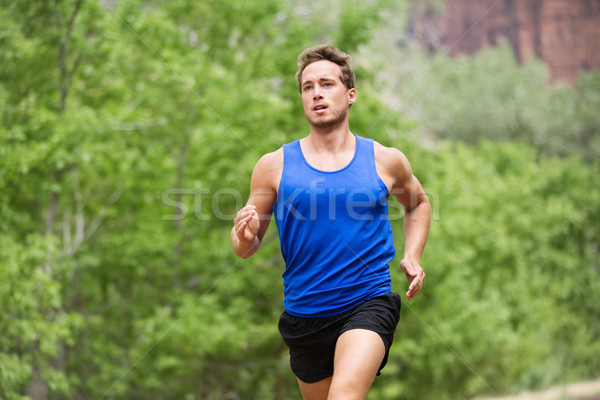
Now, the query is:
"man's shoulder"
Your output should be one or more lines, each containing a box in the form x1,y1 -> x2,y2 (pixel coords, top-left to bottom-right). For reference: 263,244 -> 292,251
252,147 -> 284,190
373,140 -> 409,165
372,140 -> 413,186
257,147 -> 284,167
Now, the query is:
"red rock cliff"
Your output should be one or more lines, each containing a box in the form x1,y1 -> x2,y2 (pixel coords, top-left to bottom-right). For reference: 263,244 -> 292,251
409,0 -> 600,85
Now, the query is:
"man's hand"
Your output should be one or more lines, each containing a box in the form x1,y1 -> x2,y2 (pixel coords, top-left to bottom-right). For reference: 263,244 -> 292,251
233,204 -> 260,244
400,258 -> 425,301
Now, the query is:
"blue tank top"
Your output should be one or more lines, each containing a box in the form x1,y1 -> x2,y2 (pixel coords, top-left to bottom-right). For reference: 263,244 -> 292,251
273,135 -> 396,317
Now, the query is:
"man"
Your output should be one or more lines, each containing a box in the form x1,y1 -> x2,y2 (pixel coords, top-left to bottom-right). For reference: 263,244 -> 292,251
231,44 -> 430,400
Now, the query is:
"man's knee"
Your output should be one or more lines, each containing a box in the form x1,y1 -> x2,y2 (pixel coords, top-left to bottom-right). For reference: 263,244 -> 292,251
327,380 -> 372,400
297,377 -> 332,400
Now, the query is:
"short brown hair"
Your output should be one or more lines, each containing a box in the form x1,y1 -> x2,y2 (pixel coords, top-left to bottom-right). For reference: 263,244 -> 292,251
296,44 -> 355,93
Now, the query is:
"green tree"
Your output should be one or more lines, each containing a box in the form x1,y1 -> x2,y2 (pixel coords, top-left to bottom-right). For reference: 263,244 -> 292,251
6,2 -> 598,399
370,141 -> 600,400
395,43 -> 600,162
1,0 -> 403,399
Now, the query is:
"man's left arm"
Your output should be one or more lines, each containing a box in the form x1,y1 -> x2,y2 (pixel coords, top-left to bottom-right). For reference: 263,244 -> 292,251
388,149 -> 431,301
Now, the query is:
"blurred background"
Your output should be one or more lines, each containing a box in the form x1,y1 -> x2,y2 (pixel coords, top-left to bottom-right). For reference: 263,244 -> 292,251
1,0 -> 599,399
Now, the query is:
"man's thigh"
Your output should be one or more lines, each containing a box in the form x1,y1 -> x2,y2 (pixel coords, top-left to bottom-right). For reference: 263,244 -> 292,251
328,329 -> 386,400
297,376 -> 332,400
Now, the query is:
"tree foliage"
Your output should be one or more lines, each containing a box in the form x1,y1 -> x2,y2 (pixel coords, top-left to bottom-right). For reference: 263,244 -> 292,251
372,142 -> 600,400
1,1 -> 599,400
398,43 -> 600,162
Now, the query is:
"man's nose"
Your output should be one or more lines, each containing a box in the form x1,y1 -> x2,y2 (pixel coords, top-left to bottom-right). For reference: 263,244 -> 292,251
313,85 -> 323,99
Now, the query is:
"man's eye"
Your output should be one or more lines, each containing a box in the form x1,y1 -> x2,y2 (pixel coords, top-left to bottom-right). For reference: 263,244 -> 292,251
303,86 -> 312,91
324,82 -> 333,87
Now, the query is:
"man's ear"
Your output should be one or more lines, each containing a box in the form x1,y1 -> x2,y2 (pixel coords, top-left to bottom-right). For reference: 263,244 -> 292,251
348,88 -> 356,106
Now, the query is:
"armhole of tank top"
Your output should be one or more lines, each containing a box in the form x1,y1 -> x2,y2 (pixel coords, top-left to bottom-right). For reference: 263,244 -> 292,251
369,138 -> 391,197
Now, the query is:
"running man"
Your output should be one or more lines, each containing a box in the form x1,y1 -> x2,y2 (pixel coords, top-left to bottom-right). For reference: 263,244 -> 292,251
231,44 -> 431,400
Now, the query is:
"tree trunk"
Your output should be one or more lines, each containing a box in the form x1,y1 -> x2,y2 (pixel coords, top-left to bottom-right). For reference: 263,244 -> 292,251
26,363 -> 48,400
173,130 -> 190,289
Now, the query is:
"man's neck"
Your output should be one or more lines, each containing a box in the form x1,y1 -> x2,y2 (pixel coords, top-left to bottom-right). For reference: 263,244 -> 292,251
305,124 -> 354,156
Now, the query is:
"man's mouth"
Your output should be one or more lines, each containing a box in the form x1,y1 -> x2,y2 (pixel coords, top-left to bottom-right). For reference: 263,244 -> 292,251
314,104 -> 328,113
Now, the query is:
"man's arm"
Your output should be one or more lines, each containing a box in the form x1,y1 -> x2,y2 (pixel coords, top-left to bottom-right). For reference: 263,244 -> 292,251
375,143 -> 431,300
396,169 -> 431,301
231,149 -> 282,258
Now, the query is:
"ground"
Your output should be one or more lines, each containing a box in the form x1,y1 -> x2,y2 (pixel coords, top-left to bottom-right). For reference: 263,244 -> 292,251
475,379 -> 600,400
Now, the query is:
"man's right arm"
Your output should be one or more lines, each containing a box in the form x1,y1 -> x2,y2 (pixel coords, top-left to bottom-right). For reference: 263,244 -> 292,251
231,149 -> 282,258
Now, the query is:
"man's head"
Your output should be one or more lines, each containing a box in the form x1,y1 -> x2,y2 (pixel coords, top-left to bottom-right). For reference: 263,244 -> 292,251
296,44 -> 355,93
297,46 -> 357,130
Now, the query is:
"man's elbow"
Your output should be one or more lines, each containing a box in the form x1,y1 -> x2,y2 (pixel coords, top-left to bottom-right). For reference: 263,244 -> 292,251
406,193 -> 430,214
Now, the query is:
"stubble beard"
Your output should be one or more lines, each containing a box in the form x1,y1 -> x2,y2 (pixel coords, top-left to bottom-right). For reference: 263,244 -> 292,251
306,106 -> 349,130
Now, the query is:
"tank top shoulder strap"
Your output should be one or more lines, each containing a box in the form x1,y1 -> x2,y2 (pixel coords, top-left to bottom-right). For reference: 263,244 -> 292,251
354,135 -> 376,168
282,139 -> 302,172
356,135 -> 372,154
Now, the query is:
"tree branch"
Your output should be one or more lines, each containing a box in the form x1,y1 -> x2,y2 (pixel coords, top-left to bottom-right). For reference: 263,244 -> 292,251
62,186 -> 124,257
66,0 -> 84,43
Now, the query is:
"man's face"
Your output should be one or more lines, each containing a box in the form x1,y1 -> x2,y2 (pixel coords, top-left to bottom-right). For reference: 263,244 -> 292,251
300,60 -> 356,130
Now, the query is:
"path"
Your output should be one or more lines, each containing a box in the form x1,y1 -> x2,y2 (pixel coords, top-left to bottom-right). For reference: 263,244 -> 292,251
474,379 -> 600,400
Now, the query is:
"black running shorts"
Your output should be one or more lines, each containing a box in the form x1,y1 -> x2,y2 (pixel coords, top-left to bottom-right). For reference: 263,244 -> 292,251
278,292 -> 401,383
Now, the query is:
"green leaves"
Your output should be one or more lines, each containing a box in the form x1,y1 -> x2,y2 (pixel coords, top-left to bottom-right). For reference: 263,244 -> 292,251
376,141 -> 600,399
399,42 -> 600,162
2,0 -> 599,399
